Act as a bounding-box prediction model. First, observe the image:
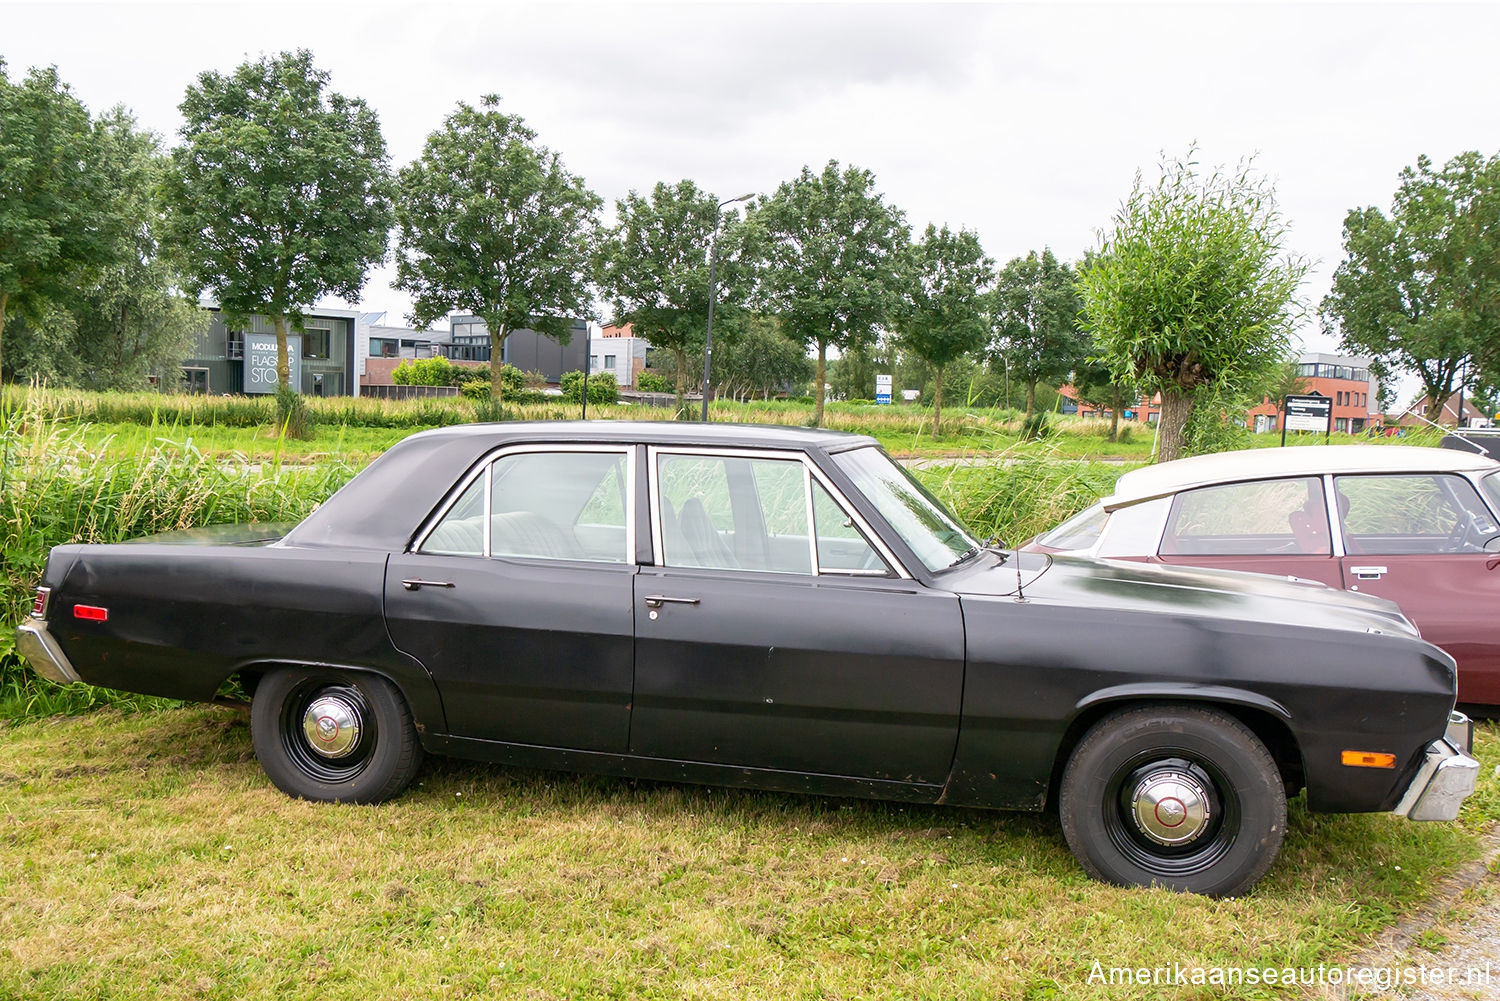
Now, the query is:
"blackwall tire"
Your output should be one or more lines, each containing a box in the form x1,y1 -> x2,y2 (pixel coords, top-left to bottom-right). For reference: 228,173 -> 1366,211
1059,705 -> 1286,897
251,668 -> 423,804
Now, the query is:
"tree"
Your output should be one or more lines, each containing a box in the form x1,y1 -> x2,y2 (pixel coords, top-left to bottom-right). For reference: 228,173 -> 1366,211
1321,152 -> 1500,423
990,248 -> 1084,417
711,314 -> 813,401
1078,152 -> 1308,462
0,61 -> 113,382
752,161 -> 908,426
1071,350 -> 1139,442
396,95 -> 600,405
164,49 -> 393,406
892,224 -> 992,433
595,180 -> 741,414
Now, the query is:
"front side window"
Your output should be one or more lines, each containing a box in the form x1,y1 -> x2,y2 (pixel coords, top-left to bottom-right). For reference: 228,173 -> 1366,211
1335,474 -> 1499,554
655,451 -> 889,576
1037,503 -> 1108,552
1162,477 -> 1329,555
420,449 -> 631,562
831,447 -> 978,572
1483,471 -> 1500,517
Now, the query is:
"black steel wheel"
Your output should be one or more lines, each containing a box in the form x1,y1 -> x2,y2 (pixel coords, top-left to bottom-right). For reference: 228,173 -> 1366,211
1059,705 -> 1286,897
251,668 -> 422,804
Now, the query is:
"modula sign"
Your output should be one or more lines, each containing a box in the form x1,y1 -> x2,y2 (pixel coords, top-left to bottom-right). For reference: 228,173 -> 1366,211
244,332 -> 302,395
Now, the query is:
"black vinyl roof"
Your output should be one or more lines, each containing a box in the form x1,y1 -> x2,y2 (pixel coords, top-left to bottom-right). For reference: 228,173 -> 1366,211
281,421 -> 878,552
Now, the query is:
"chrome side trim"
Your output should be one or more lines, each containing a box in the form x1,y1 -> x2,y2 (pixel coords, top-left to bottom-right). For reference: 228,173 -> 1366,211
16,620 -> 82,685
1392,716 -> 1479,822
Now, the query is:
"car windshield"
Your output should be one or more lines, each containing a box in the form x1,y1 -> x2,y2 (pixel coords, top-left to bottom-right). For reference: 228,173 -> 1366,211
832,447 -> 980,571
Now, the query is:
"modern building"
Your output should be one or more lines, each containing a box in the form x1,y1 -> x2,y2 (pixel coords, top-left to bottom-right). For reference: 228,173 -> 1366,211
442,315 -> 588,383
181,306 -> 360,397
1245,352 -> 1380,434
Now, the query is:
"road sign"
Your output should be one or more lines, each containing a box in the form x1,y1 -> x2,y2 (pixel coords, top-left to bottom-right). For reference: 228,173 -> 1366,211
1282,392 -> 1331,445
875,374 -> 892,405
244,332 -> 302,395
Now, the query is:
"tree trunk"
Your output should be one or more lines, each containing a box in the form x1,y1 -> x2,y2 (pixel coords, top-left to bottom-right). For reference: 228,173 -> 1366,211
1425,391 -> 1451,425
1109,393 -> 1121,442
932,367 -> 944,436
1025,379 -> 1037,417
0,291 -> 8,384
272,314 -> 291,390
489,324 -> 509,406
673,348 -> 688,417
1156,389 -> 1194,462
814,341 -> 828,427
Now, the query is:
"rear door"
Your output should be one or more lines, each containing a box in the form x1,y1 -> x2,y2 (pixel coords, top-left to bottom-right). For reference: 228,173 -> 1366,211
1333,472 -> 1500,704
385,445 -> 638,750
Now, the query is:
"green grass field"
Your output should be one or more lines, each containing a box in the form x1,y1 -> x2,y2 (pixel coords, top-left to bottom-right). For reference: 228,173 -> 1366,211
0,709 -> 1494,1001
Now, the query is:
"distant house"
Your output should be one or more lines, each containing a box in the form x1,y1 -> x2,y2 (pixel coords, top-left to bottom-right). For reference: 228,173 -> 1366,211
1057,384 -> 1161,424
1397,394 -> 1489,429
590,324 -> 650,388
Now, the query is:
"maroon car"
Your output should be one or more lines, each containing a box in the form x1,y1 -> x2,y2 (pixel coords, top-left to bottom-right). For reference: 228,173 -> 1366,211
1026,445 -> 1500,706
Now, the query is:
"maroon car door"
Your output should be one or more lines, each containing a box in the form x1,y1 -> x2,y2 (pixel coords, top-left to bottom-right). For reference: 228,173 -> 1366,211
1333,473 -> 1500,705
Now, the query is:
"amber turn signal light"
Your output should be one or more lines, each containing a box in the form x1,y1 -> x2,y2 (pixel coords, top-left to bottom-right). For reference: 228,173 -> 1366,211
1341,750 -> 1396,769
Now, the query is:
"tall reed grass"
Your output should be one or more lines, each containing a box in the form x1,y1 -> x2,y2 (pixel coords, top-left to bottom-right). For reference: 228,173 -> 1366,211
0,396 -> 357,717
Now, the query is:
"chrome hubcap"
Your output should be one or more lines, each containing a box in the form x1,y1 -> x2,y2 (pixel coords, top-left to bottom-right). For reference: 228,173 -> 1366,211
1130,768 -> 1211,846
302,693 -> 363,759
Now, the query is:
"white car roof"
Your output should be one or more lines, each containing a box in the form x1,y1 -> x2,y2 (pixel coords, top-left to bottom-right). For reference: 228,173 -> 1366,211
1104,444 -> 1500,511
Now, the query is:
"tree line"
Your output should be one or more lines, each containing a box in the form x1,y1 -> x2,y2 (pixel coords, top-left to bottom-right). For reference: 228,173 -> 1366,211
4,51 -> 1497,459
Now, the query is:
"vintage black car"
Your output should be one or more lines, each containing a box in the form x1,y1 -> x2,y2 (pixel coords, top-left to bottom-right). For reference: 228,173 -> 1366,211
17,422 -> 1480,897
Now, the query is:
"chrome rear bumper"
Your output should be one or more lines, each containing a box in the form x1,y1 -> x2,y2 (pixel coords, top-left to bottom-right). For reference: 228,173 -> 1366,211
15,619 -> 81,685
1392,712 -> 1479,822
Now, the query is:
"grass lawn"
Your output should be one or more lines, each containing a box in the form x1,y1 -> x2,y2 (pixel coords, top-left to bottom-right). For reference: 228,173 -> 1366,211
1,708 -> 1494,1000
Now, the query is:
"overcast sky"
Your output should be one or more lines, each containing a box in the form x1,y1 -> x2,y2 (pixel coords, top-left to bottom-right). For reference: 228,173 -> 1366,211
5,0 -> 1497,362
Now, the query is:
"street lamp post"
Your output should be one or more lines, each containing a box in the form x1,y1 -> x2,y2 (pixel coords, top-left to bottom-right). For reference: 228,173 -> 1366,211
701,192 -> 754,421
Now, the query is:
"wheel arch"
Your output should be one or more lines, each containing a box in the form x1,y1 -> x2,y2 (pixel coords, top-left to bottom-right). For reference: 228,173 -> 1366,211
1047,688 -> 1306,811
219,658 -> 442,742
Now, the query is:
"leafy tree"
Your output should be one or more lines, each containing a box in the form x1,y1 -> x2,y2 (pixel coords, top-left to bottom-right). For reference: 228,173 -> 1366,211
752,161 -> 908,426
1321,152 -> 1500,423
892,225 -> 992,433
595,180 -> 744,415
163,49 -> 392,413
0,61 -> 113,382
990,247 -> 1083,417
396,96 -> 599,405
827,340 -> 892,402
711,314 -> 812,401
1078,152 -> 1308,462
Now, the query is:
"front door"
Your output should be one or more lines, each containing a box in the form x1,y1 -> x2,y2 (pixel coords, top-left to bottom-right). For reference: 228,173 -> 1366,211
629,449 -> 965,785
385,446 -> 638,749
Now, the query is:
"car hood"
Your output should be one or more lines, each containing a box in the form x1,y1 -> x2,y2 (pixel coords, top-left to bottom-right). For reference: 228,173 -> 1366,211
946,550 -> 1421,639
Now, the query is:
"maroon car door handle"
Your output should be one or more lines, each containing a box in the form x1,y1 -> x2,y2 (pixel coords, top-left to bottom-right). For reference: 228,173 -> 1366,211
1349,566 -> 1388,580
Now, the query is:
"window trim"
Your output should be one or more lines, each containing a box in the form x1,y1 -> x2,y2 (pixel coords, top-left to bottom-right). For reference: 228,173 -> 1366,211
411,443 -> 637,564
646,445 -> 908,578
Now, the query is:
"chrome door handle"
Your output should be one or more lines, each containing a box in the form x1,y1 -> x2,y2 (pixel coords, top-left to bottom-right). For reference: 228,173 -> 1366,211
401,579 -> 456,591
643,595 -> 700,609
1350,566 -> 1387,580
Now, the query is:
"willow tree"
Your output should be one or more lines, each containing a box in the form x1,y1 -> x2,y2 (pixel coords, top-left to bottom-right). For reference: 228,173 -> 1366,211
1078,152 -> 1307,462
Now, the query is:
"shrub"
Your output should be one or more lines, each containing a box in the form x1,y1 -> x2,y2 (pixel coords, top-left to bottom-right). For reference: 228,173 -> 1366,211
560,371 -> 619,405
391,356 -> 455,387
635,371 -> 673,394
1021,411 -> 1051,441
274,385 -> 314,440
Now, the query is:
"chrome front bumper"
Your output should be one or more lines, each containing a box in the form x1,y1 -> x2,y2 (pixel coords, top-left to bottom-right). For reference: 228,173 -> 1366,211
1392,712 -> 1480,822
15,619 -> 81,685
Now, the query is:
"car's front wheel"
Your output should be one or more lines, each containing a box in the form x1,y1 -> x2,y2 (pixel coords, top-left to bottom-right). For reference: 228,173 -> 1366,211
251,668 -> 423,804
1059,705 -> 1286,897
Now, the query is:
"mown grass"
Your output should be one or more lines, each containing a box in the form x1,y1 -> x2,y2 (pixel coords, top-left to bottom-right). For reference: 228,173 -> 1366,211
0,709 -> 1493,1001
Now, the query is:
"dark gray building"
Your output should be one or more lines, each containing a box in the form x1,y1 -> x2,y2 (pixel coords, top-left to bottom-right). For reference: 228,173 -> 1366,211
182,307 -> 360,396
444,315 -> 588,383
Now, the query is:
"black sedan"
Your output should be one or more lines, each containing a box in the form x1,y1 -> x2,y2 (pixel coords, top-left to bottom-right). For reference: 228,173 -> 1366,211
16,422 -> 1479,897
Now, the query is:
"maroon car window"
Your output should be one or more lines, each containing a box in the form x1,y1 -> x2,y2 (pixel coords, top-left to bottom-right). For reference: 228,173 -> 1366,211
1334,474 -> 1497,554
1161,477 -> 1329,556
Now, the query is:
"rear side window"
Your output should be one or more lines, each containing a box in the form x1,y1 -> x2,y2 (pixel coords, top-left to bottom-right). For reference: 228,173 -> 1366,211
1162,477 -> 1330,556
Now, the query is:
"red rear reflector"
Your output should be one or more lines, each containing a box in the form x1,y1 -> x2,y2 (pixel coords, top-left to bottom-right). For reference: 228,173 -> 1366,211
73,605 -> 109,622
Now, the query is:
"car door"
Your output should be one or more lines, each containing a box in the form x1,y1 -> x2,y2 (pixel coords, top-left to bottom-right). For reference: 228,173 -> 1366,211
1152,475 -> 1346,586
385,445 -> 638,750
1333,472 -> 1500,704
629,447 -> 965,785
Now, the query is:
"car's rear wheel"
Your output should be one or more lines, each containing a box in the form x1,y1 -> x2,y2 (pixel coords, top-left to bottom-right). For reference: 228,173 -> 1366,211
251,668 -> 422,804
1059,705 -> 1286,897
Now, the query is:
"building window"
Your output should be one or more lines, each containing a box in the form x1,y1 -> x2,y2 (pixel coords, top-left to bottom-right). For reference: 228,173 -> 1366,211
590,355 -> 599,370
604,354 -> 617,369
1335,418 -> 1349,432
303,328 -> 331,360
370,338 -> 398,358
